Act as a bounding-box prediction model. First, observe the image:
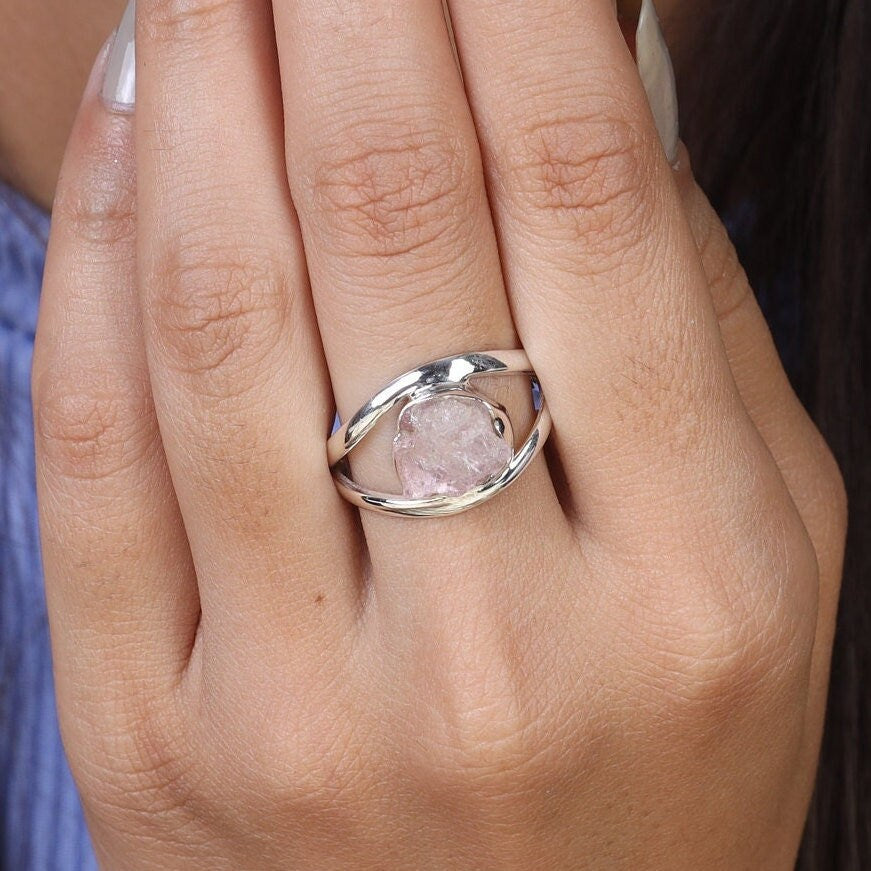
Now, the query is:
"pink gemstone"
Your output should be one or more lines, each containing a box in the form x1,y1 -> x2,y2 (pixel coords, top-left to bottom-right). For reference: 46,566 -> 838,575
393,394 -> 513,499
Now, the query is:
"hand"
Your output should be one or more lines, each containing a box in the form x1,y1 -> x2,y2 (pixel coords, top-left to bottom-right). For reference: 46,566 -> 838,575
33,0 -> 846,867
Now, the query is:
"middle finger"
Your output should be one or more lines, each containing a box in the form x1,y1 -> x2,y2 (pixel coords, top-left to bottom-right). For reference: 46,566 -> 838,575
273,0 -> 567,591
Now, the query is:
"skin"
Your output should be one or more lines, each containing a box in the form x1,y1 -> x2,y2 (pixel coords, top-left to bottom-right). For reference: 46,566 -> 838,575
6,0 -> 849,867
0,0 -> 673,207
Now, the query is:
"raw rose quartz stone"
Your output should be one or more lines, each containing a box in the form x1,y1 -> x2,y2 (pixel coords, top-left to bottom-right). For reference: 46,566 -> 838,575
393,394 -> 512,499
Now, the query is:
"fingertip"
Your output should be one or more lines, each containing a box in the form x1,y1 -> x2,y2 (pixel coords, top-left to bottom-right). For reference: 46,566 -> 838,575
62,18 -> 134,164
41,34 -> 137,377
101,0 -> 136,115
51,113 -> 135,250
52,33 -> 136,245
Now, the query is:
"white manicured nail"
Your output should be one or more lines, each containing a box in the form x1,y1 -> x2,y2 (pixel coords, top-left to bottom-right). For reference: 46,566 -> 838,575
102,0 -> 136,113
636,0 -> 679,165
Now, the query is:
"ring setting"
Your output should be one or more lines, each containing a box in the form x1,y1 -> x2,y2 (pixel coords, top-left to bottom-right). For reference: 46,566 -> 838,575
327,351 -> 551,517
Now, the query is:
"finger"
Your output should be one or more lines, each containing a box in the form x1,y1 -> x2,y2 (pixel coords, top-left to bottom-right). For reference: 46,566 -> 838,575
272,0 -> 567,591
32,40 -> 199,705
673,153 -> 846,754
134,0 -> 360,648
446,0 -> 775,531
675,155 -> 846,589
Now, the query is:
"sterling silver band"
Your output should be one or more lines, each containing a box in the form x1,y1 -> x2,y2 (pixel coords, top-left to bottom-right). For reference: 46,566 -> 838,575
327,351 -> 551,517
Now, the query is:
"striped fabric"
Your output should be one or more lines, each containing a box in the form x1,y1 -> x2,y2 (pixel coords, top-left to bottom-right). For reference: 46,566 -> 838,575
0,180 -> 97,870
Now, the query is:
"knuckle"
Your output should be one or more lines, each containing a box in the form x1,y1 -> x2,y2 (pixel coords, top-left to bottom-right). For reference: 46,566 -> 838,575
140,0 -> 239,43
54,131 -> 136,248
409,644 -> 556,798
308,125 -> 471,261
416,711 -> 570,809
208,687 -> 373,816
634,516 -> 818,722
35,372 -> 155,483
72,693 -> 202,822
809,432 -> 849,540
827,462 -> 849,542
428,703 -> 531,791
696,215 -> 750,322
672,613 -> 812,726
636,613 -> 779,727
501,112 -> 656,252
122,702 -> 202,814
658,631 -> 800,728
149,244 -> 290,389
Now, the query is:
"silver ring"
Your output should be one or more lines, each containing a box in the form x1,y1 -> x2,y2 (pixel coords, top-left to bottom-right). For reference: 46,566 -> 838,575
327,351 -> 551,517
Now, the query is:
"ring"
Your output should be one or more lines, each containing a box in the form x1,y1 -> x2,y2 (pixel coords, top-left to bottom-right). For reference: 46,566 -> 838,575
327,351 -> 551,517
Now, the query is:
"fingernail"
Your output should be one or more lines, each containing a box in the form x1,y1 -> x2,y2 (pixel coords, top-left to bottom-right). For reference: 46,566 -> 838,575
636,0 -> 679,166
101,0 -> 136,113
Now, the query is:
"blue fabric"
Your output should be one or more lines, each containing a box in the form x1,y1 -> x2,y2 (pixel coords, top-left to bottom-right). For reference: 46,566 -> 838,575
0,180 -> 98,870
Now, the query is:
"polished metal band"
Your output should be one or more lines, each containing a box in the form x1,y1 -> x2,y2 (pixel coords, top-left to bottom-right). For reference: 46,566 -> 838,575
327,351 -> 551,517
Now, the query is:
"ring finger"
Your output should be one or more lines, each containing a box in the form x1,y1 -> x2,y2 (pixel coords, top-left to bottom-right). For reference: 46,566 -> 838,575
445,0 -> 790,542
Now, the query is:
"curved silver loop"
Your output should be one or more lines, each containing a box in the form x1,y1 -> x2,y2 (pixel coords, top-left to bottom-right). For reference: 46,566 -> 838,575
327,351 -> 552,517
